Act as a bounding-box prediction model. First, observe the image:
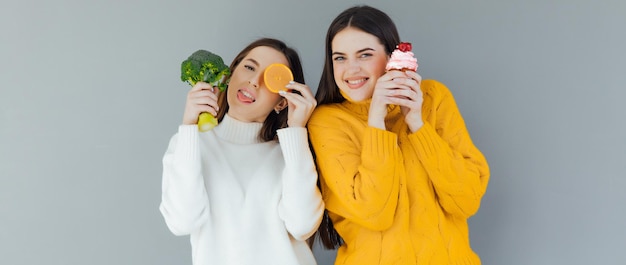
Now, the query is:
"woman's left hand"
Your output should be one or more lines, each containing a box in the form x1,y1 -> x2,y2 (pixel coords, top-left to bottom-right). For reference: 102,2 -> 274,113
280,81 -> 317,128
388,70 -> 424,132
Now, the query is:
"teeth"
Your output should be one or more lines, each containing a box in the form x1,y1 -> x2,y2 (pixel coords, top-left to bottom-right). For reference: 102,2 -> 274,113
241,90 -> 253,99
347,79 -> 366,85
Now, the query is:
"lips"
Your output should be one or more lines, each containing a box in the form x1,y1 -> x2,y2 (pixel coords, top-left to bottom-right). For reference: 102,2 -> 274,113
345,77 -> 368,89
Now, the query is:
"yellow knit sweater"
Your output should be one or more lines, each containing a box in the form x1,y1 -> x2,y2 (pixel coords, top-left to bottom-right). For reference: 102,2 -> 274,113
308,80 -> 490,265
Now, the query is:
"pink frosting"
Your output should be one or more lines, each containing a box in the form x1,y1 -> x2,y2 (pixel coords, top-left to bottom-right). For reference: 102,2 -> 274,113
386,50 -> 418,71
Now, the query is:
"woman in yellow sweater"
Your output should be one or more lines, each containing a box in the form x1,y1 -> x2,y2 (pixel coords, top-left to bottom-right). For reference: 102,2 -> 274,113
307,5 -> 490,265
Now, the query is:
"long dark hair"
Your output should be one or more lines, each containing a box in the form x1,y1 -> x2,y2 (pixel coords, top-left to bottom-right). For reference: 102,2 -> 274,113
310,5 -> 401,250
216,38 -> 305,142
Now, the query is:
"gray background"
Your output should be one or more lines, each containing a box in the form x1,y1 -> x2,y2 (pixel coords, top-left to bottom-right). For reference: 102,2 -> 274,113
1,0 -> 625,264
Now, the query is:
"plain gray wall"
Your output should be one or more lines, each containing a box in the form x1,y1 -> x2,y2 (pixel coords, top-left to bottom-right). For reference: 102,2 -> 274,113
1,0 -> 625,264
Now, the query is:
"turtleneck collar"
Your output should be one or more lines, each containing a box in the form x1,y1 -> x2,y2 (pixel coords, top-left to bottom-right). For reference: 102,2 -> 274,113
213,114 -> 264,144
341,98 -> 371,117
340,98 -> 399,117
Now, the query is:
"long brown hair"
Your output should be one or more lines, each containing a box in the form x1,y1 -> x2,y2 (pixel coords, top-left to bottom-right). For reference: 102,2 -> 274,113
215,38 -> 305,142
310,5 -> 401,250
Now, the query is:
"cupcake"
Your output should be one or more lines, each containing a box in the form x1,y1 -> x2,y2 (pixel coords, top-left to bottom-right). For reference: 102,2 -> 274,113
386,42 -> 418,72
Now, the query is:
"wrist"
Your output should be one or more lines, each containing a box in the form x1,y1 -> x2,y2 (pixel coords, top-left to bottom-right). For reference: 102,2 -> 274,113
368,118 -> 386,130
408,120 -> 424,133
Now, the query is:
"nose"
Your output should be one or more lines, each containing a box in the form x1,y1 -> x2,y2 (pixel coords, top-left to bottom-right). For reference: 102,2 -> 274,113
248,79 -> 258,88
248,71 -> 264,88
347,59 -> 361,73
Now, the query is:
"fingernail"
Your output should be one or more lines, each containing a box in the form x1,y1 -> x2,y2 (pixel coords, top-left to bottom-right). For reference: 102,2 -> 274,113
278,90 -> 286,95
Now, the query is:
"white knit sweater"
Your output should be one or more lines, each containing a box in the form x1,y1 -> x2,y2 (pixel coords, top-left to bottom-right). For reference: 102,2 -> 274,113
160,114 -> 324,265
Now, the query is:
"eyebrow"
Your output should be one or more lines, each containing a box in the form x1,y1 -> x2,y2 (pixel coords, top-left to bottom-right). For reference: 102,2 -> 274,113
332,47 -> 376,56
243,58 -> 260,66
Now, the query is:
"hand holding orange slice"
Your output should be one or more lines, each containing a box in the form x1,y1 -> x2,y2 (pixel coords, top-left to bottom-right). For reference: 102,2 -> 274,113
264,63 -> 293,93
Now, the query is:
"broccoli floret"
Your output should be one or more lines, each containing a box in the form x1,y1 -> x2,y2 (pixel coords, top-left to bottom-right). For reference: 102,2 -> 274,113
180,50 -> 230,91
179,49 -> 231,132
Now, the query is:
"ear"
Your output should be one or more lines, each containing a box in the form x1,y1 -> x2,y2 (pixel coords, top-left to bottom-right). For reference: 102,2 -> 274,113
274,98 -> 288,113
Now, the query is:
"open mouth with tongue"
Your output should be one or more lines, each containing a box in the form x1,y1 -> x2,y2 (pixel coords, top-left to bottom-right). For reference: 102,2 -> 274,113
237,89 -> 256,103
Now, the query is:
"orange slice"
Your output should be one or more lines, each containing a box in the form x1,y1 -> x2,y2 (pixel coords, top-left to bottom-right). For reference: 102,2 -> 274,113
263,63 -> 293,93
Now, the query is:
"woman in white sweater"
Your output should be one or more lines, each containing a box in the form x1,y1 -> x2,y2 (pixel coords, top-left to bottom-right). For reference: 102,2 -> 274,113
160,38 -> 324,265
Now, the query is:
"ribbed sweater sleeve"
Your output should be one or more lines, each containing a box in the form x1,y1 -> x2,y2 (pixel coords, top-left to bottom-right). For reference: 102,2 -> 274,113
408,82 -> 490,218
159,125 -> 210,235
276,127 -> 324,241
308,108 -> 401,231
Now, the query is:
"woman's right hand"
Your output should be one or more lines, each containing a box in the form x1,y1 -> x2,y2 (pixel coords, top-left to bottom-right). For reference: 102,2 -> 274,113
182,82 -> 220,125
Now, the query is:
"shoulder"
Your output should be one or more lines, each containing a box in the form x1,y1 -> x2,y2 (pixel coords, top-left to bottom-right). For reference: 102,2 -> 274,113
421,79 -> 461,112
421,79 -> 453,100
309,103 -> 347,126
311,103 -> 342,116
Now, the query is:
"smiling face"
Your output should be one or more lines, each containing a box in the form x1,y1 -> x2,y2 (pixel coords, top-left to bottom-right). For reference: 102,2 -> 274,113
331,27 -> 389,102
226,46 -> 288,123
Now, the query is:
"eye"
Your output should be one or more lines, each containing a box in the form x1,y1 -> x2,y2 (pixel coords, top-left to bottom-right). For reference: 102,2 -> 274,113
359,53 -> 373,58
332,56 -> 345,62
244,64 -> 255,71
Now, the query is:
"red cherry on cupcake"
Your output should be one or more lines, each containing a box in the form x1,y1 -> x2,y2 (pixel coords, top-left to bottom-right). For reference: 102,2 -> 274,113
397,42 -> 412,52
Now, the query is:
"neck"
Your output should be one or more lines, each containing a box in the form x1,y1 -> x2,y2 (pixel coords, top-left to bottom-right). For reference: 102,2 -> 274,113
214,114 -> 264,144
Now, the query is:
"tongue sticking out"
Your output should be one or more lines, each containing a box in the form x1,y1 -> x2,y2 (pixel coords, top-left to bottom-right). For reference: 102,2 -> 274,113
237,90 -> 255,103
